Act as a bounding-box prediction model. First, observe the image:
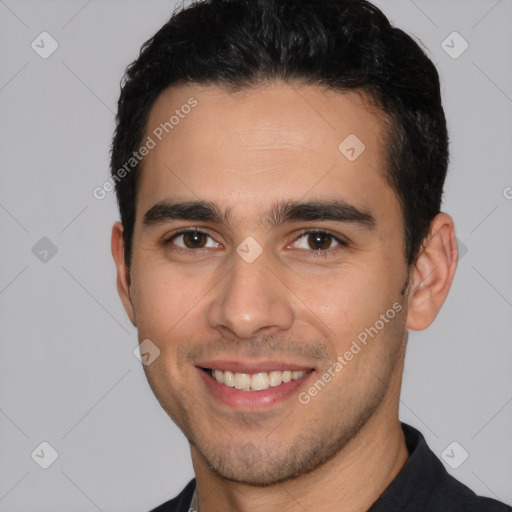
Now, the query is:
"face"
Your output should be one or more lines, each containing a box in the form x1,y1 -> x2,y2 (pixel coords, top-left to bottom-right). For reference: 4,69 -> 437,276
118,83 -> 413,485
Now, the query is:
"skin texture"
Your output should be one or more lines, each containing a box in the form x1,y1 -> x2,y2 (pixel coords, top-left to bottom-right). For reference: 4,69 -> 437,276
112,83 -> 458,512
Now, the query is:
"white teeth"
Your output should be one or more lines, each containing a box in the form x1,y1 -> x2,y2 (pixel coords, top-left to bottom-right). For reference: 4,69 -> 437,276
251,372 -> 269,391
269,371 -> 282,387
211,369 -> 307,391
223,370 -> 235,387
234,373 -> 251,390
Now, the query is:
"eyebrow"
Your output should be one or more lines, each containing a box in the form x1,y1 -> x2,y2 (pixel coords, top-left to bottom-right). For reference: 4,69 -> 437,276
143,200 -> 229,227
266,199 -> 375,229
143,199 -> 375,230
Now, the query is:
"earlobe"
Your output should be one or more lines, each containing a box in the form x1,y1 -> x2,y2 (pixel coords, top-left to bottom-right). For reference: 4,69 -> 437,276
406,213 -> 458,331
111,222 -> 137,326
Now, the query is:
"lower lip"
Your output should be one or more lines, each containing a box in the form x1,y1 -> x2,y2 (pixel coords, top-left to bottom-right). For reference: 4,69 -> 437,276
197,368 -> 314,411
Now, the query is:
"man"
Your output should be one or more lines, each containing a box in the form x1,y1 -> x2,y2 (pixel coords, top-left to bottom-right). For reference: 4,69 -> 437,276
110,0 -> 511,510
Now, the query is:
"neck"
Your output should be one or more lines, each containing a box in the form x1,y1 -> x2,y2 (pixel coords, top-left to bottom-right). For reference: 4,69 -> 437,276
191,390 -> 408,512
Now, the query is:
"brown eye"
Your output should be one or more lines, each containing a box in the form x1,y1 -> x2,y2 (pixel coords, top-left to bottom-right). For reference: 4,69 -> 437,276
182,231 -> 207,248
168,230 -> 219,250
307,232 -> 334,250
291,230 -> 346,256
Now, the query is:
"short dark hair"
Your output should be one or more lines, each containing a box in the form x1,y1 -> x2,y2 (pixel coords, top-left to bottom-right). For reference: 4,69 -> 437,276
111,0 -> 449,267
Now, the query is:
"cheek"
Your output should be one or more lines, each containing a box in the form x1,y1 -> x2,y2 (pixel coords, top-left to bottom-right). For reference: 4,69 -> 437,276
131,265 -> 206,399
130,258 -> 207,344
294,261 -> 400,348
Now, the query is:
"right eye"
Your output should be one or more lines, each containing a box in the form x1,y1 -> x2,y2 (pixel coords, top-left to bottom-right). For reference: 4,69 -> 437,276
164,229 -> 221,250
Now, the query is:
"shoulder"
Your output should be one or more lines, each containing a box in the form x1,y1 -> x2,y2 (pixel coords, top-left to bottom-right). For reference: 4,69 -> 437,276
390,424 -> 512,512
149,479 -> 196,512
429,469 -> 511,512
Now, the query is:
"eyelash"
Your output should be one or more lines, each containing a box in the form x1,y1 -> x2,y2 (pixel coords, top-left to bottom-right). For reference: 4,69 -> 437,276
162,228 -> 348,257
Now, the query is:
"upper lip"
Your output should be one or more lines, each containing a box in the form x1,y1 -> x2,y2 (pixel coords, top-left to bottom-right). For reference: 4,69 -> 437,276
197,360 -> 315,374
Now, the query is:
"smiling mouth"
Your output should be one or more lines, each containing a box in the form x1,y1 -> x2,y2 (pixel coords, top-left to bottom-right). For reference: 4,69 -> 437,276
201,368 -> 311,392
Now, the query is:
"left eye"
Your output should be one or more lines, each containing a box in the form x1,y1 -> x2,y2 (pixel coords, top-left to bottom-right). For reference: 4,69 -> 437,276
293,231 -> 344,251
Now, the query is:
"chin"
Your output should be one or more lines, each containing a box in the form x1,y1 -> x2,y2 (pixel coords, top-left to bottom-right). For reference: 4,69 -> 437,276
191,427 -> 356,487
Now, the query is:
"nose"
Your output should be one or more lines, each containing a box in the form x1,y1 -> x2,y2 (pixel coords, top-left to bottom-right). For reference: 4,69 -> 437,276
206,252 -> 295,340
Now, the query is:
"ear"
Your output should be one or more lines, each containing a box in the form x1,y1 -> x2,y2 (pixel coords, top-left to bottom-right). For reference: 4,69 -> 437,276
111,222 -> 137,326
406,213 -> 458,331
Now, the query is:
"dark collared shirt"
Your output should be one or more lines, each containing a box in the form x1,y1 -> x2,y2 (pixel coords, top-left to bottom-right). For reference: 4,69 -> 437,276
150,423 -> 511,511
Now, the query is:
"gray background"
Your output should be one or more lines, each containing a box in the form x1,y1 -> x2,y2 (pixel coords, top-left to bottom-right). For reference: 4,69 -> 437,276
0,0 -> 511,510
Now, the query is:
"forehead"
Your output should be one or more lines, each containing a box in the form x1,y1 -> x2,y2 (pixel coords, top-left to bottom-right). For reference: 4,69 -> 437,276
137,82 -> 397,225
